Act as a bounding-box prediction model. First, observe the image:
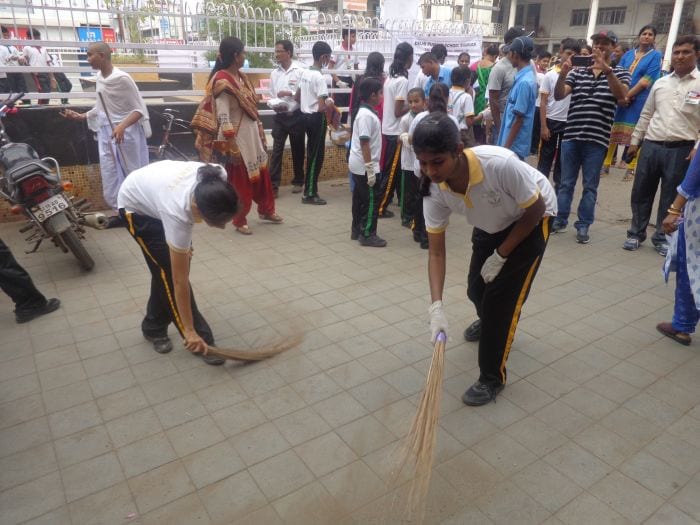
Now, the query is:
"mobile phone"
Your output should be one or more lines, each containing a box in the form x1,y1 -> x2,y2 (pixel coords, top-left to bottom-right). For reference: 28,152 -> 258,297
571,55 -> 593,68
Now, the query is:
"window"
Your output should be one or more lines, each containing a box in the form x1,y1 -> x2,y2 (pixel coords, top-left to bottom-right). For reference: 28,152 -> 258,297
597,6 -> 626,25
653,2 -> 695,34
515,4 -> 524,26
570,8 -> 589,26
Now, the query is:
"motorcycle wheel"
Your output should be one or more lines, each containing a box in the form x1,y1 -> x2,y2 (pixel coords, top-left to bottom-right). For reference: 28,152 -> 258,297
60,229 -> 95,271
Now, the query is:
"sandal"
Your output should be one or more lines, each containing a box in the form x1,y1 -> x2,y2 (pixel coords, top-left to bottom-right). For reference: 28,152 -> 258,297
600,166 -> 609,177
656,322 -> 691,346
236,225 -> 252,235
259,213 -> 284,224
622,169 -> 635,182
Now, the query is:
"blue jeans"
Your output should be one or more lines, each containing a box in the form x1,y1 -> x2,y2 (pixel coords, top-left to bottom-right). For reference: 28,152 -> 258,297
556,140 -> 607,229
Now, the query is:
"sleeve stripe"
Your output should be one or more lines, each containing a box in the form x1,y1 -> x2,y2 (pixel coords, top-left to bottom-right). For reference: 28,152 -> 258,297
519,191 -> 540,209
426,225 -> 447,234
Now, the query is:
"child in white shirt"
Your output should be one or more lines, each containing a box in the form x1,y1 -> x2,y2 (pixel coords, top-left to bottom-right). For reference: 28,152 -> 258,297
399,88 -> 427,246
447,67 -> 476,147
349,77 -> 385,247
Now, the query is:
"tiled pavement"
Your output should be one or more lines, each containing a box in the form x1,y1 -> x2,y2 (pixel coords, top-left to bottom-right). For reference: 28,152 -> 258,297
1,170 -> 699,525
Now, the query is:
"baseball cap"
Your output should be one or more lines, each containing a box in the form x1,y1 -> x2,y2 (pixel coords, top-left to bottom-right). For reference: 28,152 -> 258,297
502,36 -> 535,58
503,26 -> 534,44
590,29 -> 618,44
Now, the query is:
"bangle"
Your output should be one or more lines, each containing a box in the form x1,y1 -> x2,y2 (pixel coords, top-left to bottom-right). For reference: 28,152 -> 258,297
667,208 -> 681,216
669,205 -> 683,213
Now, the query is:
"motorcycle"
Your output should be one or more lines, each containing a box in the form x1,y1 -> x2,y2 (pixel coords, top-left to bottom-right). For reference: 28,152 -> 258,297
0,93 -> 106,271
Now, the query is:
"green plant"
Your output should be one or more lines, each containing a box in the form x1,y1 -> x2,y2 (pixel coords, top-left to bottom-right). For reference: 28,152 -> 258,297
111,53 -> 154,64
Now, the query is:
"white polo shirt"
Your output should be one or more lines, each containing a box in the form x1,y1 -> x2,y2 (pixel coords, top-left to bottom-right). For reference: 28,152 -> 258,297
23,46 -> 51,67
298,67 -> 328,114
540,68 -> 571,122
399,110 -> 420,172
331,44 -> 358,74
269,60 -> 305,113
382,75 -> 408,135
348,105 -> 381,175
424,146 -> 557,235
447,87 -> 475,130
118,161 -> 226,253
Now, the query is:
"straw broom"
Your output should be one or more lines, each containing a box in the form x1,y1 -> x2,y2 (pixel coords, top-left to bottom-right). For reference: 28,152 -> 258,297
206,332 -> 303,362
397,330 -> 446,523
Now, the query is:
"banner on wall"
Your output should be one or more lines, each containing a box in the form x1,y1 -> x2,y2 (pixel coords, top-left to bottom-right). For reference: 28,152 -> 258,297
399,35 -> 483,63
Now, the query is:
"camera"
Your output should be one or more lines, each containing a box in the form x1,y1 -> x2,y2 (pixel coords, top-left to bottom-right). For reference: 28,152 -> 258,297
571,55 -> 594,68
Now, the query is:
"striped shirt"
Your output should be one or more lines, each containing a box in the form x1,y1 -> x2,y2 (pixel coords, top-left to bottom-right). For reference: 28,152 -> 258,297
563,67 -> 630,148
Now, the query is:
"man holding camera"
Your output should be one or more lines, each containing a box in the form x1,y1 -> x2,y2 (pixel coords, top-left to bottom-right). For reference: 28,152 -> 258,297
622,35 -> 700,256
551,30 -> 630,244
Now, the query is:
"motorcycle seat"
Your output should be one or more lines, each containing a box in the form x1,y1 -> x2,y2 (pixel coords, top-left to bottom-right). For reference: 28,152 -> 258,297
0,143 -> 53,182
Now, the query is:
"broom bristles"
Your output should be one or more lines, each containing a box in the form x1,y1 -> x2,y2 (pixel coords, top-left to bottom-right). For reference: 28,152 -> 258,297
207,332 -> 303,362
396,332 -> 446,524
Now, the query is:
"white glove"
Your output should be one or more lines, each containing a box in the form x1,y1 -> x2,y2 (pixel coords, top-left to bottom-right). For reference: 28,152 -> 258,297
399,132 -> 410,148
365,162 -> 376,187
336,80 -> 349,89
481,249 -> 507,283
428,300 -> 448,343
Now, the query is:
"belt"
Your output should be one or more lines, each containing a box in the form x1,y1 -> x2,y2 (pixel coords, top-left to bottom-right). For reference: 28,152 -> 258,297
646,139 -> 695,148
275,109 -> 301,118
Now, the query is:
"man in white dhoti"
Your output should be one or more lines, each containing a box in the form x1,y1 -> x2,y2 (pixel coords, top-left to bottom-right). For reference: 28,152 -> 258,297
61,42 -> 150,228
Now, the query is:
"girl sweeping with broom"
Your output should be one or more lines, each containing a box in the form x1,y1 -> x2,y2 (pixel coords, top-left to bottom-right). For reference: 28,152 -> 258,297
414,113 -> 557,405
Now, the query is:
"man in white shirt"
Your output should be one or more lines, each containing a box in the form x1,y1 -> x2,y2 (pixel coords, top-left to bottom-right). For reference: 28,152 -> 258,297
268,39 -> 306,195
23,28 -> 53,105
330,29 -> 357,124
0,26 -> 28,99
623,35 -> 700,255
536,38 -> 580,191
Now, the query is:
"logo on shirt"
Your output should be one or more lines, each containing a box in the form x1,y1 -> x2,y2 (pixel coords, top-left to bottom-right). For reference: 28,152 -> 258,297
483,190 -> 503,207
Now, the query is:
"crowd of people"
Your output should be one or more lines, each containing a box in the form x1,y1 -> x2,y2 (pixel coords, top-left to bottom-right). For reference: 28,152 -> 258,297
2,27 -> 700,406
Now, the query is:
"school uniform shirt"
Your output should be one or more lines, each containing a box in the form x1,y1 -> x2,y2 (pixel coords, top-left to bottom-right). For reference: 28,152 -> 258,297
423,65 -> 453,97
298,67 -> 329,114
447,87 -> 475,130
399,110 -> 420,172
269,60 -> 305,113
563,66 -> 631,148
539,68 -> 571,122
534,71 -> 545,108
0,45 -> 21,79
331,44 -> 358,74
409,111 -> 460,176
381,75 -> 409,135
497,66 -> 538,159
424,146 -> 557,235
23,45 -> 51,67
118,161 -> 226,253
348,105 -> 381,175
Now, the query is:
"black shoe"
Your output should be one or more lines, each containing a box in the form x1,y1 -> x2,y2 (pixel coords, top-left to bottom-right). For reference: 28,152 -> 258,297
350,230 -> 359,240
413,231 -> 422,243
359,235 -> 387,247
301,195 -> 327,205
420,238 -> 429,249
106,215 -> 126,229
576,226 -> 590,244
463,319 -> 482,342
144,335 -> 173,354
15,298 -> 60,323
462,380 -> 505,406
201,352 -> 225,366
401,218 -> 412,228
378,209 -> 394,219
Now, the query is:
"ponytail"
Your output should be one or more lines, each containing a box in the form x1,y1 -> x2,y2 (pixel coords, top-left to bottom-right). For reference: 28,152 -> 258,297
193,164 -> 239,224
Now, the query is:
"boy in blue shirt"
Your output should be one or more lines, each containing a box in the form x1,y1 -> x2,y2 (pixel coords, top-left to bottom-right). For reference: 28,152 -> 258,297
497,37 -> 538,160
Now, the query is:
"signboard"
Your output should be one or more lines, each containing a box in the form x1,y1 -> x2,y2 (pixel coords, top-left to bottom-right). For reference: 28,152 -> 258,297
76,27 -> 116,43
404,35 -> 483,62
344,0 -> 367,11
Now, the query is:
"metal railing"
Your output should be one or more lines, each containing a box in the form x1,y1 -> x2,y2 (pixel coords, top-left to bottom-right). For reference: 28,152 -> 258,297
0,1 -> 502,106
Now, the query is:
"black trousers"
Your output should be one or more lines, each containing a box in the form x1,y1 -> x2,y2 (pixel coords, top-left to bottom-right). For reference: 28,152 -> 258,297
0,73 -> 28,97
0,238 -> 47,312
269,110 -> 305,189
378,134 -> 402,215
120,210 -> 214,345
32,73 -> 51,105
303,112 -> 326,198
628,140 -> 693,245
467,218 -> 551,385
536,118 -> 566,192
351,173 -> 380,238
400,169 -> 417,224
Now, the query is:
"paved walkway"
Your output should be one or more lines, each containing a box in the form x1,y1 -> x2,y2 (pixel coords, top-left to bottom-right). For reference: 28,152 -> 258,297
1,169 -> 699,525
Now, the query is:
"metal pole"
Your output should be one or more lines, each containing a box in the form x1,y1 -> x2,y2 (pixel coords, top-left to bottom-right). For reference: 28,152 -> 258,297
585,0 -> 599,46
663,0 -> 684,71
507,0 -> 517,29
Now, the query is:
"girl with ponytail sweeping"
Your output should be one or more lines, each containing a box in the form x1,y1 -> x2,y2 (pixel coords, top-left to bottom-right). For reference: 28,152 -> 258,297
192,37 -> 283,235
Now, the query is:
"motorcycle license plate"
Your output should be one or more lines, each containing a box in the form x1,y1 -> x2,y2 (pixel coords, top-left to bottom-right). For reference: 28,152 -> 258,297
31,194 -> 69,222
